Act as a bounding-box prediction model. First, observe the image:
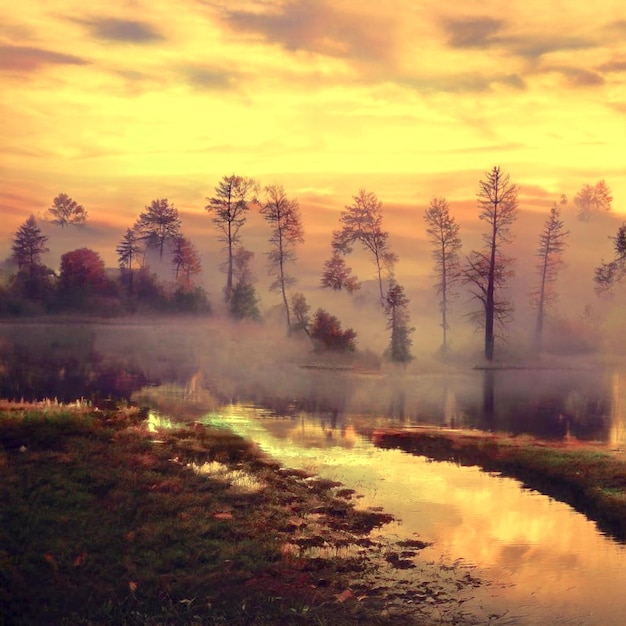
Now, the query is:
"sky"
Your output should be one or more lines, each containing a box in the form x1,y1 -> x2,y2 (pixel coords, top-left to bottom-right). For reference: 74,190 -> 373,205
1,0 -> 625,300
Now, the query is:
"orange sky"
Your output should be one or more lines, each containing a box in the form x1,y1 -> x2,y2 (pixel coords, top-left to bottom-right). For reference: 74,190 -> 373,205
1,0 -> 625,274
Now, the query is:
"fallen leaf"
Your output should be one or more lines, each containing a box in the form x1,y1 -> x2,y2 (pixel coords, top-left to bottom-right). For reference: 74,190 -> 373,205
73,552 -> 88,567
336,589 -> 354,603
213,512 -> 233,520
129,581 -> 138,592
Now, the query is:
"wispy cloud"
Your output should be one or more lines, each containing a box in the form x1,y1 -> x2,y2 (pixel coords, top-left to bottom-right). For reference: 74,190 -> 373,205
218,0 -> 398,63
441,17 -> 504,48
75,17 -> 165,44
181,65 -> 240,91
0,45 -> 89,72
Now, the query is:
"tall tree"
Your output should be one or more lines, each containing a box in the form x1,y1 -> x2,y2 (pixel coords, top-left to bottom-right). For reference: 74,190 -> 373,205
135,198 -> 182,260
424,197 -> 462,354
531,204 -> 569,352
11,215 -> 49,278
171,235 -> 202,287
259,184 -> 304,331
462,166 -> 518,361
48,193 -> 88,228
205,175 -> 257,303
384,281 -> 414,362
573,180 -> 612,221
594,223 -> 626,292
116,228 -> 143,292
330,189 -> 397,304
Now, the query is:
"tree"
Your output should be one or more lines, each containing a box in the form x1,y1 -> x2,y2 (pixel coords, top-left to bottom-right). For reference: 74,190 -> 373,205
11,215 -> 49,281
171,235 -> 202,288
424,197 -> 462,354
531,204 -> 569,352
59,248 -> 110,306
573,180 -> 612,221
205,175 -> 257,303
462,166 -> 518,361
594,223 -> 626,293
116,228 -> 143,292
259,184 -> 304,331
320,252 -> 360,293
48,193 -> 88,228
310,308 -> 357,352
135,199 -> 182,260
229,247 -> 260,320
291,292 -> 311,336
384,281 -> 414,362
330,189 -> 397,303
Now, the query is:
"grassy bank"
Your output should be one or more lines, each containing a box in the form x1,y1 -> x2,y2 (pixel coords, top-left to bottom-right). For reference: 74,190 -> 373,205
0,403 -> 487,626
366,426 -> 626,542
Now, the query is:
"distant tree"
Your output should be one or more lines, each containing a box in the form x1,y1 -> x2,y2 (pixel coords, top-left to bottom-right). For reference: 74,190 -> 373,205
531,204 -> 569,352
259,184 -> 304,331
384,281 -> 414,363
290,292 -> 311,337
320,252 -> 360,293
116,228 -> 143,292
48,193 -> 88,228
573,180 -> 612,221
310,308 -> 357,352
171,235 -> 202,288
11,215 -> 49,279
330,189 -> 397,304
229,247 -> 260,320
59,248 -> 110,306
205,175 -> 257,303
424,197 -> 462,354
135,198 -> 182,260
462,166 -> 518,361
594,223 -> 626,293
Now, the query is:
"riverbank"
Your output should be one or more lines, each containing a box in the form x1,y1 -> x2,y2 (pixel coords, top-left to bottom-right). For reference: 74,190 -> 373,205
365,425 -> 626,542
0,402 -> 489,626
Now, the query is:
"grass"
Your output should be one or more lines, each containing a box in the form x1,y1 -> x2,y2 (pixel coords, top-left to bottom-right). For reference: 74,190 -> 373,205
0,403 -> 487,626
367,426 -> 626,541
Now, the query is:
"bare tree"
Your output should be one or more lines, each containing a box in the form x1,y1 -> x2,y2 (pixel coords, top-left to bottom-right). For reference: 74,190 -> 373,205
531,204 -> 569,352
135,198 -> 182,260
595,223 -> 626,293
573,180 -> 612,221
259,184 -> 304,331
48,193 -> 88,228
205,175 -> 257,303
462,166 -> 518,361
330,189 -> 397,304
424,197 -> 462,354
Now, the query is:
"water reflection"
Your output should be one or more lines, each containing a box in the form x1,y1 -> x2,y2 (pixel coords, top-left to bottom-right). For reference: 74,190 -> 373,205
211,405 -> 626,626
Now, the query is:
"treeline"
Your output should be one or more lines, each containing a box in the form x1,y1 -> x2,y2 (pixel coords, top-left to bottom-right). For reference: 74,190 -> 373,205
1,170 -> 625,362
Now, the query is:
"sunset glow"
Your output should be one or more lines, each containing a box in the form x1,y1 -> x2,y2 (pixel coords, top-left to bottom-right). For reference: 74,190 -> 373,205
1,1 -> 625,268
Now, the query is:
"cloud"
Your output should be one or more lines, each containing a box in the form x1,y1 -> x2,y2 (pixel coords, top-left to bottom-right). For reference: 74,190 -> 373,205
402,72 -> 526,94
548,66 -> 605,87
77,17 -> 164,43
597,60 -> 626,73
441,17 -> 505,48
218,0 -> 397,63
0,45 -> 89,72
182,65 -> 239,91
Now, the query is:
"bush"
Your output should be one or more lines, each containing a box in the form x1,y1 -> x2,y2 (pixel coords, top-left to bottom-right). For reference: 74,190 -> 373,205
310,308 -> 357,352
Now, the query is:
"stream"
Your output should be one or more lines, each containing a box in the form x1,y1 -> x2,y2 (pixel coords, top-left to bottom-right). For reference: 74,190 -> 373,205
199,403 -> 626,626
